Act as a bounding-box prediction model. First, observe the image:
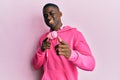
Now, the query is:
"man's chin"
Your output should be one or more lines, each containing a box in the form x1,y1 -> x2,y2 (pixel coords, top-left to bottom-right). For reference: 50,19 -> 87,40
50,26 -> 56,30
47,24 -> 54,29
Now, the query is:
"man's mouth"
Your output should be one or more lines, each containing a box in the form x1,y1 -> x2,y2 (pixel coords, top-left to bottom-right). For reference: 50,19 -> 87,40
49,19 -> 54,24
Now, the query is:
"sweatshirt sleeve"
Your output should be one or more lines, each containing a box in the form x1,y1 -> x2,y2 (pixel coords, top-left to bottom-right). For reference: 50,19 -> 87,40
32,37 -> 46,70
68,31 -> 95,71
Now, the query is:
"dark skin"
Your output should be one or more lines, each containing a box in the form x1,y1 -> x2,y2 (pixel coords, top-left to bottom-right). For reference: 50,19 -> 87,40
41,6 -> 71,58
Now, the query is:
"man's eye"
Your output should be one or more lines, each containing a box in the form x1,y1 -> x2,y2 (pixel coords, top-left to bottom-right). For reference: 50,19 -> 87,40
50,13 -> 55,15
44,14 -> 48,17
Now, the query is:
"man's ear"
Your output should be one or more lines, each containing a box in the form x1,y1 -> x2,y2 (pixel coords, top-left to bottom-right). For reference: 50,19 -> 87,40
59,11 -> 62,17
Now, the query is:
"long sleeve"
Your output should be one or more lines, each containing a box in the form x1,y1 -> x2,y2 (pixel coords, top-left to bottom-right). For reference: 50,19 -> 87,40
32,48 -> 45,70
68,31 -> 95,71
32,37 -> 46,70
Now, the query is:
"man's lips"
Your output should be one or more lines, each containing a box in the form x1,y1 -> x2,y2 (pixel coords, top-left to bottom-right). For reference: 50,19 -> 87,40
49,19 -> 54,24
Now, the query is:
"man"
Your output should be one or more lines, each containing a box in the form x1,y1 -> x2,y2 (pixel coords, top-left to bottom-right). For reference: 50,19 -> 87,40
32,3 -> 95,80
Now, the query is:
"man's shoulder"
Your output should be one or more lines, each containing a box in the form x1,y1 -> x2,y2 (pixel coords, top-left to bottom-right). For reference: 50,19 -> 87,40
62,25 -> 81,33
63,25 -> 83,35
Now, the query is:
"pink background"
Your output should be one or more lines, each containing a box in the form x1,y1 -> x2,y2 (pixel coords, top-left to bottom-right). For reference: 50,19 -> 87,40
0,0 -> 120,80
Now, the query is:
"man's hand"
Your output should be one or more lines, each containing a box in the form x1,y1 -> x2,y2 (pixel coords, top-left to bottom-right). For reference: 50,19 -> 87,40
55,40 -> 71,58
41,38 -> 51,51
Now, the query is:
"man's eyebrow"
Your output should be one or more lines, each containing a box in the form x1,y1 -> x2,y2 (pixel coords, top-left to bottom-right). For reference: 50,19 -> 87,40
49,10 -> 55,13
44,10 -> 54,14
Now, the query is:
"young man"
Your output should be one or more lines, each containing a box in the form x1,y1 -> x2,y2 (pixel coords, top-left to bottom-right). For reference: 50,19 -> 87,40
32,3 -> 95,80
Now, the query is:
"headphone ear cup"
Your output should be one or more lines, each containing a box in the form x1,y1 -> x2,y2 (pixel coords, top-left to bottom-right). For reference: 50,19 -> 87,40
47,31 -> 58,39
51,31 -> 57,39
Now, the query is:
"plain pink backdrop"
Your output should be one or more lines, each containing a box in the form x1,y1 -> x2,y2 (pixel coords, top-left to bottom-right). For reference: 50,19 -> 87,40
0,0 -> 120,80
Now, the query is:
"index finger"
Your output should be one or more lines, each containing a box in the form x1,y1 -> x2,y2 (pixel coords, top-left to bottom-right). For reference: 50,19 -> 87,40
60,40 -> 67,45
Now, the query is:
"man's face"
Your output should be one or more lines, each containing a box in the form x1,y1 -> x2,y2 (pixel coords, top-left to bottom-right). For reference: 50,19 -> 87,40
43,6 -> 62,30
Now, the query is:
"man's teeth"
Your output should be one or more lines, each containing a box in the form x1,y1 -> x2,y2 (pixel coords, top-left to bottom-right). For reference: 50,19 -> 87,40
49,20 -> 54,24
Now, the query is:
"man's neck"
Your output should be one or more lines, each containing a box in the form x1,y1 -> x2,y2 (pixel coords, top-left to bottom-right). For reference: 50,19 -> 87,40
52,23 -> 63,31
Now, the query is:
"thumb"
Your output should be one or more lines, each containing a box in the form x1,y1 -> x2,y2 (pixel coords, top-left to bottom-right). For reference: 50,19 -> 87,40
58,36 -> 62,42
58,37 -> 66,44
44,37 -> 49,42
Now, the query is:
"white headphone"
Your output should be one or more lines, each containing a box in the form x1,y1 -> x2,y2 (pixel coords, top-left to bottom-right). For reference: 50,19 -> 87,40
47,31 -> 62,42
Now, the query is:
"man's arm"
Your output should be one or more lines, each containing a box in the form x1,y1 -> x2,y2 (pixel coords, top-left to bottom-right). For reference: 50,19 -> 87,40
32,37 -> 50,70
56,31 -> 95,71
68,31 -> 95,71
32,47 -> 46,70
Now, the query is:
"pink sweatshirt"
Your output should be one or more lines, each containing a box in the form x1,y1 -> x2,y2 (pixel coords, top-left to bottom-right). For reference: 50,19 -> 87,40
32,26 -> 95,80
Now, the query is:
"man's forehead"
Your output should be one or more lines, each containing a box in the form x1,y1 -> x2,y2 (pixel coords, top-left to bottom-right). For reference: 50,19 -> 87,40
43,6 -> 59,13
44,6 -> 58,10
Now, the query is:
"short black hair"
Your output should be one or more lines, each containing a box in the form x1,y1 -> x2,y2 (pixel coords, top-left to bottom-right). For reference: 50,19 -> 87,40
43,3 -> 60,11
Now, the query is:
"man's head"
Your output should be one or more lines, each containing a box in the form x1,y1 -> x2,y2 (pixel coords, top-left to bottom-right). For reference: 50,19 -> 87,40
43,3 -> 62,31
